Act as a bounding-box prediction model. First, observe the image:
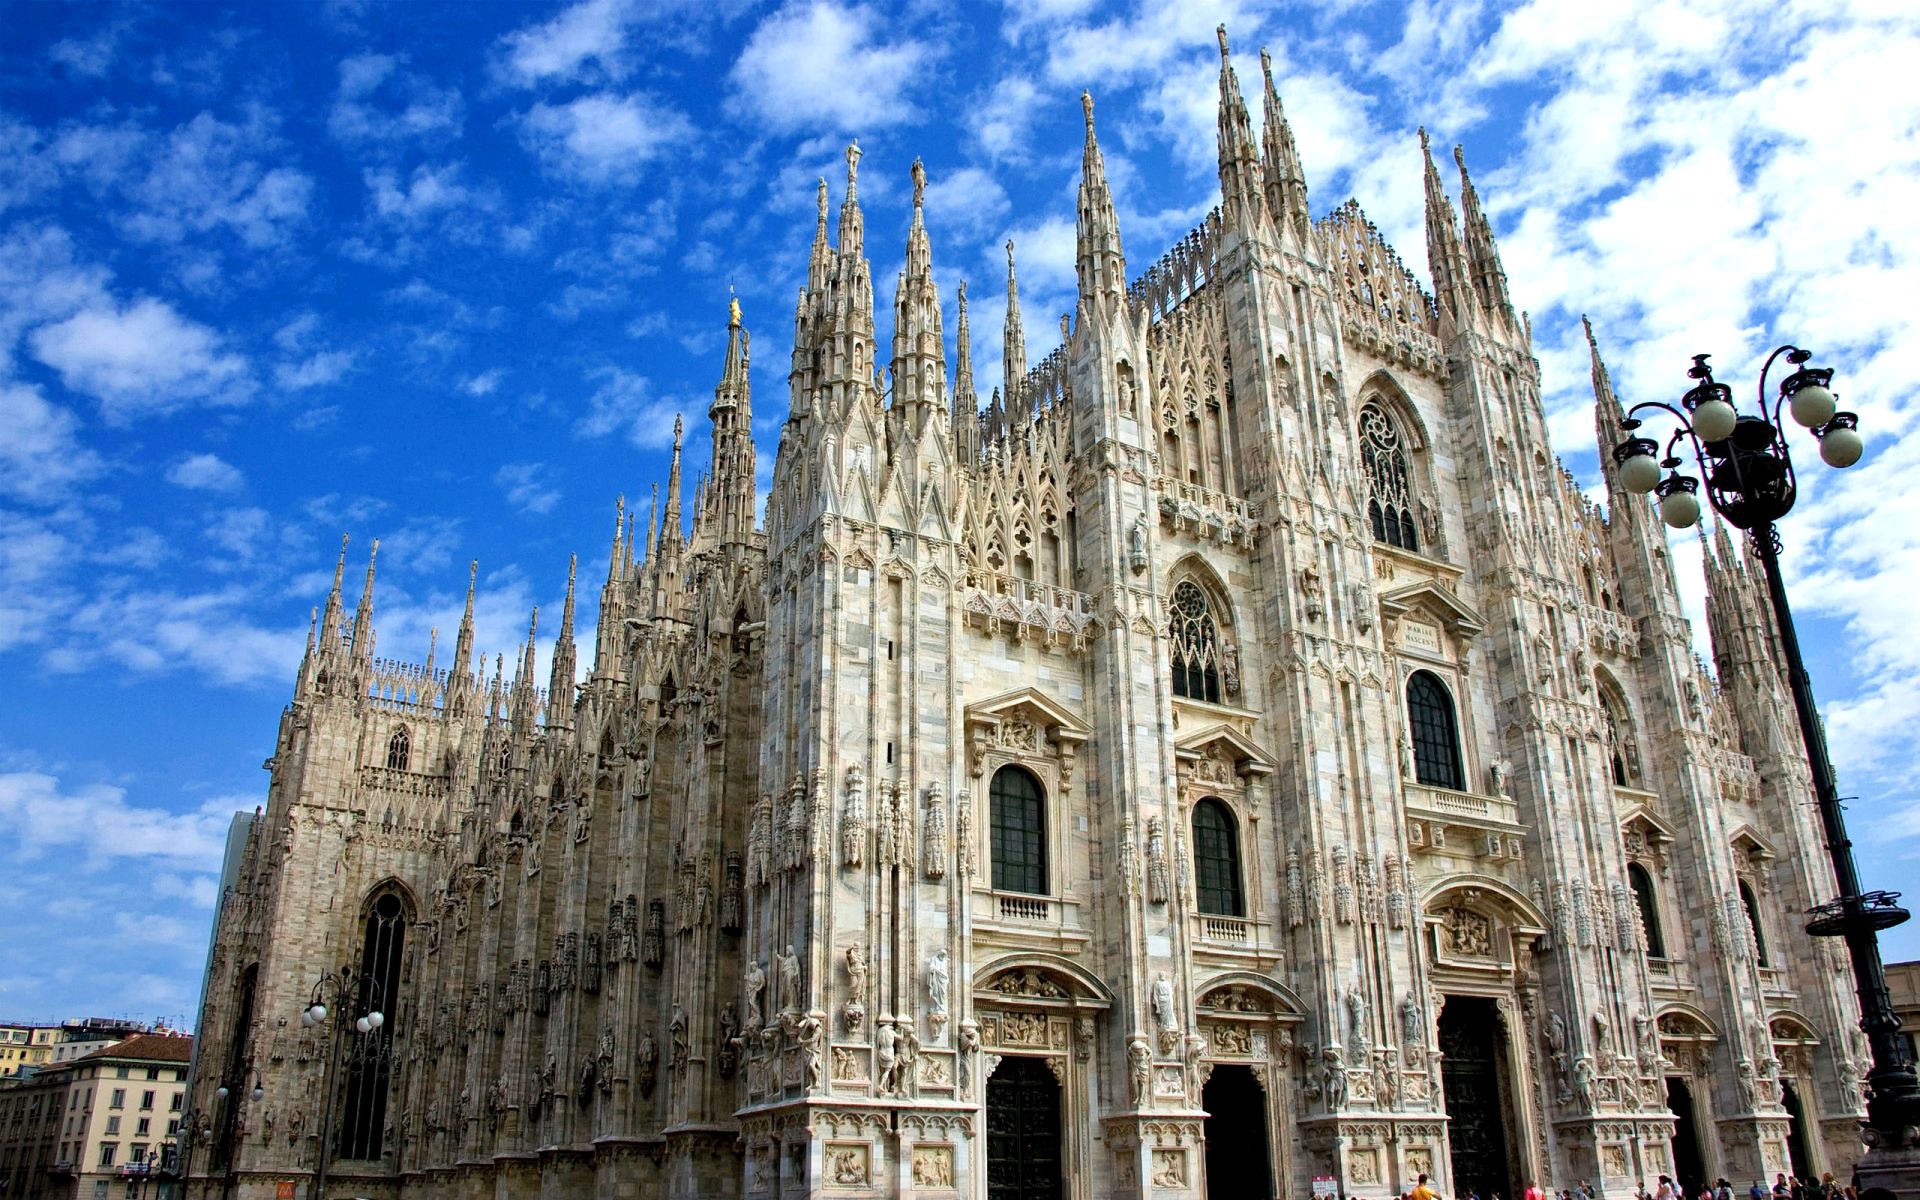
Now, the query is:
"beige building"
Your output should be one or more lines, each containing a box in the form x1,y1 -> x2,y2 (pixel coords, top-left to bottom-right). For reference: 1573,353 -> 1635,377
1891,962 -> 1920,1073
185,29 -> 1871,1200
0,1025 -> 61,1079
0,1033 -> 193,1200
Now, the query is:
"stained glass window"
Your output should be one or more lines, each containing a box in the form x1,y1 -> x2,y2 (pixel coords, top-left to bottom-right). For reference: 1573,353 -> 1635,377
1407,670 -> 1465,790
1169,582 -> 1222,703
990,766 -> 1047,895
1192,799 -> 1243,917
1361,402 -> 1419,551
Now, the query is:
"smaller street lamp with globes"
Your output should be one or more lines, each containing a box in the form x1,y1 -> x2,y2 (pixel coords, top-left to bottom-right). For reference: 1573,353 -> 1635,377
1612,346 -> 1914,1199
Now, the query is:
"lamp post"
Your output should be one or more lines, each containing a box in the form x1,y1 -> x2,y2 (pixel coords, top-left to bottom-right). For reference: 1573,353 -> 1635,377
301,968 -> 385,1200
1612,347 -> 1917,1193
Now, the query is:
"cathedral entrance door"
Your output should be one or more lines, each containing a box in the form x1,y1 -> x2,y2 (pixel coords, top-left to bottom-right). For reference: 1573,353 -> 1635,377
1439,995 -> 1516,1200
1666,1078 -> 1707,1196
987,1055 -> 1063,1200
1781,1081 -> 1815,1181
1202,1064 -> 1273,1199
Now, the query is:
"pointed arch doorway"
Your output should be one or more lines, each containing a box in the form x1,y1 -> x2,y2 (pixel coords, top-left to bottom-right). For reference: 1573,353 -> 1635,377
987,1055 -> 1063,1200
1202,1064 -> 1273,1199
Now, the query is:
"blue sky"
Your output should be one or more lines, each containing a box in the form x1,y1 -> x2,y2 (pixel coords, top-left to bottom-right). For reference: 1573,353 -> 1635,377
2,0 -> 1917,1024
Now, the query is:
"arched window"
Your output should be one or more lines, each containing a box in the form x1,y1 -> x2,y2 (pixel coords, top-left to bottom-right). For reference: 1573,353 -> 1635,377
1191,799 -> 1244,917
337,889 -> 407,1161
1169,581 -> 1222,703
989,765 -> 1048,895
385,727 -> 410,772
1627,862 -> 1667,958
1406,671 -> 1465,791
1739,879 -> 1770,967
1359,401 -> 1419,552
1601,688 -> 1637,787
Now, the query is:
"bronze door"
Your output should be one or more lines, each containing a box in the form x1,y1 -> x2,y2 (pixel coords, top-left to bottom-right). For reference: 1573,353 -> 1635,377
987,1055 -> 1063,1200
1439,996 -> 1514,1200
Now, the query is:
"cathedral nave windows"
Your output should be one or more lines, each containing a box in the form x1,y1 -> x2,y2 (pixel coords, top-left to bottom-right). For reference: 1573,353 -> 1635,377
1738,878 -> 1772,968
990,765 -> 1049,897
1360,400 -> 1422,552
1168,581 -> 1224,703
1405,669 -> 1466,792
1190,797 -> 1245,918
1627,860 -> 1668,959
385,726 -> 410,772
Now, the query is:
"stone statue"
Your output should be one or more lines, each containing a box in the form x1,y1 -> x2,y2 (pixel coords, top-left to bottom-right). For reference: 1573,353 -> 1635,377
669,1003 -> 689,1071
1128,1037 -> 1152,1106
778,945 -> 802,1013
636,1033 -> 658,1098
744,959 -> 766,1032
927,948 -> 950,1018
1400,993 -> 1424,1045
716,1003 -> 740,1079
1151,974 -> 1177,1051
1347,988 -> 1371,1059
875,1021 -> 901,1095
845,944 -> 868,1004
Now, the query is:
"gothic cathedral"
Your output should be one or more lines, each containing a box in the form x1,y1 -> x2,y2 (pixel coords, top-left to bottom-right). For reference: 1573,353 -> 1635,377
187,30 -> 1867,1200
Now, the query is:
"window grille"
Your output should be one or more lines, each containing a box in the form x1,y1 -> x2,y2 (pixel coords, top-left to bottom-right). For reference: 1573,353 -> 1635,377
1169,582 -> 1222,703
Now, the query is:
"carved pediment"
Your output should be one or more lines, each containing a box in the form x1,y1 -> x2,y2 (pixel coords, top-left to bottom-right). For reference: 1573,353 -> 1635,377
1729,824 -> 1777,863
1379,581 -> 1485,637
1173,721 -> 1275,779
1619,805 -> 1676,848
963,687 -> 1091,749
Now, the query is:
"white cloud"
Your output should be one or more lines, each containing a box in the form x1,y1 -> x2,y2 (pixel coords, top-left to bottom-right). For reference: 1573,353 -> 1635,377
925,166 -> 1011,240
60,111 -> 315,251
973,76 -> 1044,163
462,368 -> 505,396
0,771 -> 234,871
519,93 -> 695,184
365,162 -> 473,220
165,452 -> 245,493
328,52 -> 464,147
729,2 -> 933,134
29,297 -> 250,420
494,462 -> 562,515
577,367 -> 694,450
0,383 -> 104,505
497,0 -> 637,86
275,350 -> 356,390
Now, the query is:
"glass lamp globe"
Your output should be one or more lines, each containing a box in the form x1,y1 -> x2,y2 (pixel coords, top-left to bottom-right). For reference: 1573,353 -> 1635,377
1619,452 -> 1663,495
368,1011 -> 384,1029
310,1004 -> 326,1022
1691,397 -> 1738,442
1820,425 -> 1864,468
214,1087 -> 228,1100
1660,488 -> 1702,529
300,1011 -> 313,1028
1791,383 -> 1838,429
355,1016 -> 371,1034
250,1085 -> 263,1103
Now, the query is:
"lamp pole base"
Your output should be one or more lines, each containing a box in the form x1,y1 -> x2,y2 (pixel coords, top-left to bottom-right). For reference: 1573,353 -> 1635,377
1855,1141 -> 1920,1200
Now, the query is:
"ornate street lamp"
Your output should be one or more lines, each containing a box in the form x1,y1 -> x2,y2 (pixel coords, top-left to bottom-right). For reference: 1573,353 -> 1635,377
301,967 -> 386,1200
1612,347 -> 1916,1192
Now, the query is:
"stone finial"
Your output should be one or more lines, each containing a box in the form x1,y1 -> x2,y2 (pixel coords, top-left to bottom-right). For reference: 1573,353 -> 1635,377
1217,24 -> 1229,57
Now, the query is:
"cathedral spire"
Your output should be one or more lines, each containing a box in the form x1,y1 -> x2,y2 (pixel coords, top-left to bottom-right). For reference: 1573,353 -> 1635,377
319,533 -> 349,651
711,301 -> 757,546
660,414 -> 684,554
1259,47 -> 1310,240
350,538 -> 379,661
1215,26 -> 1267,233
1420,128 -> 1473,323
1003,240 -> 1028,399
890,158 -> 946,427
512,606 -> 539,734
607,495 -> 626,585
548,556 -> 578,728
1075,91 -> 1127,320
1454,143 -> 1516,327
452,558 -> 477,697
809,176 -> 831,291
837,141 -> 864,260
954,281 -> 980,462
